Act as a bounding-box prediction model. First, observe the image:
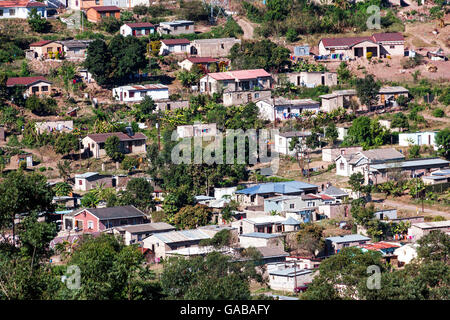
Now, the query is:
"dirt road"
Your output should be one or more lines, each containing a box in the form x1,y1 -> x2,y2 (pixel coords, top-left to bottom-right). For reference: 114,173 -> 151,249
374,198 -> 450,219
235,16 -> 255,40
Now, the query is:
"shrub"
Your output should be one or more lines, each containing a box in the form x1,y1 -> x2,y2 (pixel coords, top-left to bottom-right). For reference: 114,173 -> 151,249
432,108 -> 445,118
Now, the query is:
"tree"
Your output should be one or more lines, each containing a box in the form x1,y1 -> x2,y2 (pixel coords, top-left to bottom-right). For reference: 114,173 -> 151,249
58,62 -> 76,93
25,96 -> 57,116
417,230 -> 449,264
117,178 -> 155,213
80,191 -> 100,208
286,28 -> 297,42
351,202 -> 376,227
435,128 -> 450,160
55,133 -> 79,157
301,247 -> 384,300
265,0 -> 291,21
64,233 -> 160,300
84,39 -> 112,85
199,229 -> 232,248
337,62 -> 352,84
391,112 -> 409,132
105,135 -> 124,162
173,204 -> 211,230
296,223 -> 325,256
325,123 -> 338,146
134,96 -> 156,122
100,16 -> 122,33
121,156 -> 139,172
348,172 -> 365,197
53,182 -> 72,197
355,75 -> 381,110
27,8 -> 50,33
57,160 -> 72,182
408,145 -> 421,159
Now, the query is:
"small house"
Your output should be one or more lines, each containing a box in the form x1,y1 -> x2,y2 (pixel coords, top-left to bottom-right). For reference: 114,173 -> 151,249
273,131 -> 311,157
257,97 -> 320,121
112,84 -> 169,102
268,267 -> 314,292
35,120 -> 73,134
29,40 -> 63,59
190,38 -> 241,57
408,221 -> 450,241
120,22 -> 155,37
81,132 -> 147,158
113,222 -> 175,245
57,40 -> 93,60
176,123 -> 217,138
0,0 -> 47,19
74,172 -> 129,192
238,232 -> 285,249
6,76 -> 53,97
159,38 -> 191,55
399,131 -> 437,150
86,6 -> 120,23
325,234 -> 371,255
158,20 -> 194,36
178,57 -> 218,72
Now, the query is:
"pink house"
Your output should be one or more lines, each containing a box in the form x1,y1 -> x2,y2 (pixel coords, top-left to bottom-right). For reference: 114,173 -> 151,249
63,205 -> 147,233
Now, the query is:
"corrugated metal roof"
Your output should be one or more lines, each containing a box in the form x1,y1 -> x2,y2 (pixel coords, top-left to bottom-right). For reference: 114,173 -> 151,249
282,217 -> 301,225
153,229 -> 210,244
326,234 -> 371,243
371,158 -> 449,170
239,232 -> 284,239
269,267 -> 313,277
207,69 -> 271,81
235,181 -> 318,195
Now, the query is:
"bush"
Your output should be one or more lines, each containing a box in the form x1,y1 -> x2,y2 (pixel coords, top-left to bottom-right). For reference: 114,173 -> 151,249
121,156 -> 139,172
432,108 -> 445,118
286,28 -> 297,42
100,16 -> 121,34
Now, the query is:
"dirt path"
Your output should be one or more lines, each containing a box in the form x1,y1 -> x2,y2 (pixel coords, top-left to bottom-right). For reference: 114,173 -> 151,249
374,198 -> 450,219
422,113 -> 450,124
235,16 -> 255,40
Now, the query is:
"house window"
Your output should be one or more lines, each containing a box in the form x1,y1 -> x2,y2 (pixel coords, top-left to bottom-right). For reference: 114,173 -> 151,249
88,221 -> 94,229
0,10 -> 3,16
390,45 -> 395,49
41,86 -> 48,92
32,86 -> 39,93
290,203 -> 295,209
47,47 -> 52,53
129,91 -> 134,98
169,46 -> 174,52
95,0 -> 99,3
255,93 -> 260,98
185,25 -> 189,30
181,45 -> 187,51
220,43 -> 224,49
340,162 -> 344,170
9,9 -> 15,16
277,225 -> 283,232
174,26 -> 178,30
343,243 -> 349,247
79,180 -> 83,185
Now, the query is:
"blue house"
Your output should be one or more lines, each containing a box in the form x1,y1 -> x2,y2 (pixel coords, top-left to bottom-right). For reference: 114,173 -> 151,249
236,181 -> 319,207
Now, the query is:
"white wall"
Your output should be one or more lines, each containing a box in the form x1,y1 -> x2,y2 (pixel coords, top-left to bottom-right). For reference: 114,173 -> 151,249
113,87 -> 169,102
0,7 -> 46,19
399,132 -> 437,150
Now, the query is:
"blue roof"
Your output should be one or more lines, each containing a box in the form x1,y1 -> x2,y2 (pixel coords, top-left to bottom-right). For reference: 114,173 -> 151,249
240,232 -> 283,239
235,181 -> 318,195
326,234 -> 371,243
282,217 -> 301,225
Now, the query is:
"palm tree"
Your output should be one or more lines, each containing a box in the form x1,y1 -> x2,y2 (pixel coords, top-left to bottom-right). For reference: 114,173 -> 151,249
57,160 -> 72,182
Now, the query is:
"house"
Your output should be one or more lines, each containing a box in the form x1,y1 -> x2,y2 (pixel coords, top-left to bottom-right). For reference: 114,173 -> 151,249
374,209 -> 397,220
325,234 -> 371,254
394,243 -> 418,266
0,0 -> 47,19
370,158 -> 450,185
318,203 -> 351,220
142,229 -> 211,261
232,215 -> 290,235
319,89 -> 357,113
360,242 -> 401,263
190,38 -> 241,57
74,172 -> 129,192
200,69 -> 272,107
165,245 -> 232,258
321,185 -> 349,202
293,45 -> 310,57
176,123 -> 217,139
377,86 -> 409,107
318,32 -> 405,58
112,84 -> 169,102
81,132 -> 147,158
57,40 -> 92,61
253,246 -> 290,264
272,131 -> 311,157
67,0 -> 103,10
422,169 -> 450,185
399,131 -> 438,150
52,196 -> 81,210
35,121 -> 73,134
155,100 -> 189,112
275,71 -> 337,88
63,205 -> 148,233
29,40 -> 63,59
408,221 -> 450,241
86,6 -> 120,23
322,146 -> 364,162
157,20 -> 194,35
238,232 -> 285,249
335,148 -> 405,177
257,97 -> 320,121
113,222 -> 175,245
235,181 -> 319,207
120,22 -> 155,37
6,76 -> 53,97
268,267 -> 314,292
159,38 -> 191,55
178,57 -> 219,72
337,126 -> 349,141
285,256 -> 322,269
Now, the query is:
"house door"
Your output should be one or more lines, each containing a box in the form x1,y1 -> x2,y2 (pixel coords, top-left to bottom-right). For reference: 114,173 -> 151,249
380,94 -> 385,104
297,76 -> 300,86
120,91 -> 123,101
321,75 -> 325,85
354,48 -> 363,57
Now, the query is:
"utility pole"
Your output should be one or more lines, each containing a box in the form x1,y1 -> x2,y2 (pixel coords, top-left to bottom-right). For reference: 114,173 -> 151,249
294,260 -> 298,292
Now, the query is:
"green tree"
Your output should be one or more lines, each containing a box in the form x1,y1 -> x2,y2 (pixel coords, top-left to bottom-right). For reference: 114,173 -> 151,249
408,145 -> 421,159
296,223 -> 325,257
325,122 -> 338,145
117,178 -> 155,213
53,182 -> 72,197
435,128 -> 450,159
391,112 -> 409,132
27,8 -> 50,33
121,156 -> 139,172
355,75 -> 381,110
173,204 -> 211,229
105,135 -> 124,162
54,133 -> 79,157
134,95 -> 156,122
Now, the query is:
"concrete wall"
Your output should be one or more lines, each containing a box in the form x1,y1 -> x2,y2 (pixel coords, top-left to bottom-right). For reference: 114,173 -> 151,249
239,235 -> 284,249
191,38 -> 241,57
113,87 -> 169,102
269,271 -> 314,292
322,146 -> 363,162
223,90 -> 271,107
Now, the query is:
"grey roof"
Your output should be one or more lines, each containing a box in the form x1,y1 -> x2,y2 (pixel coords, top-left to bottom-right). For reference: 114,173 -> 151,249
256,246 -> 289,258
240,232 -> 284,239
75,172 -> 99,179
115,222 -> 175,234
262,97 -> 320,107
282,217 -> 301,225
57,40 -> 93,49
278,131 -> 312,138
359,148 -> 405,162
269,267 -> 313,277
192,37 -> 240,44
236,181 -> 319,195
326,234 -> 371,243
67,206 -> 146,220
152,229 -> 210,244
322,185 -> 348,197
371,158 -> 450,171
378,86 -> 409,94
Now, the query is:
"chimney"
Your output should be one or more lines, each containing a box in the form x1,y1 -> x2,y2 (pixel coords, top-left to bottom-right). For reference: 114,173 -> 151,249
125,126 -> 134,136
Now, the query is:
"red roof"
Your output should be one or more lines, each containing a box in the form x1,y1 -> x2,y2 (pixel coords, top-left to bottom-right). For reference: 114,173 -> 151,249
186,57 -> 218,63
126,22 -> 155,28
6,76 -> 52,87
161,38 -> 190,46
0,0 -> 44,8
207,69 -> 271,81
30,40 -> 54,47
86,132 -> 147,143
89,6 -> 120,12
362,242 -> 401,251
321,33 -> 404,48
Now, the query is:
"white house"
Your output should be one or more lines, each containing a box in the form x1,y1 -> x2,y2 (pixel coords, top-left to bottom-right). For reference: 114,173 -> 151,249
273,131 -> 311,157
159,39 -> 191,55
268,267 -> 314,292
408,221 -> 450,242
0,1 -> 47,19
257,97 -> 320,121
158,20 -> 194,36
120,22 -> 155,37
113,84 -> 169,102
394,244 -> 418,265
176,123 -> 217,138
238,232 -> 285,249
399,131 -> 438,150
